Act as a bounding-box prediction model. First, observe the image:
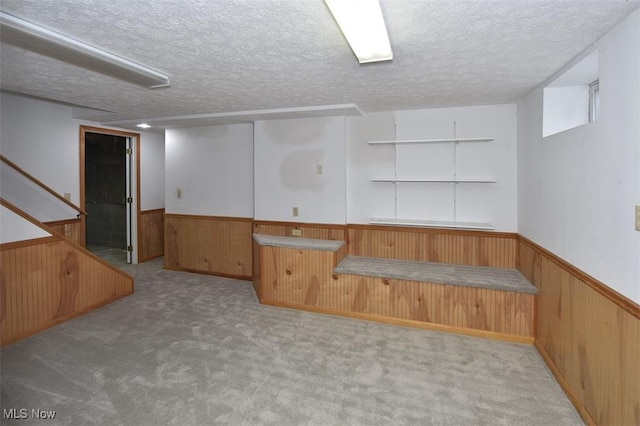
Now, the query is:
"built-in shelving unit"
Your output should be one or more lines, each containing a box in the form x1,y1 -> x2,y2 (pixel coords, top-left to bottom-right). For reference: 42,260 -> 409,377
368,132 -> 496,230
369,218 -> 495,231
370,178 -> 497,183
368,137 -> 495,145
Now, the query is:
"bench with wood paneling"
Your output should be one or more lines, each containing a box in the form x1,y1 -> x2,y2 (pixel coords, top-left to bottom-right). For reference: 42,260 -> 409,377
252,234 -> 536,343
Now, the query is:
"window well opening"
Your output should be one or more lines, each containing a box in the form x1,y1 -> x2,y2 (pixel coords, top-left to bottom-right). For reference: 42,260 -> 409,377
543,50 -> 599,137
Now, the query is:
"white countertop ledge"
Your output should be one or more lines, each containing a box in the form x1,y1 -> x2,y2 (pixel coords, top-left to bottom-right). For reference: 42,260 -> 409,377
253,234 -> 344,252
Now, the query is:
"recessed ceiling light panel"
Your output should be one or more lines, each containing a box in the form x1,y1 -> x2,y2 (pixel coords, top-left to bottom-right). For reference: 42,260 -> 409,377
324,0 -> 393,64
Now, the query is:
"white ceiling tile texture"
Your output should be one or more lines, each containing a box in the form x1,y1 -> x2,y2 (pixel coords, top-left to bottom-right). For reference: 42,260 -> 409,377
1,0 -> 638,127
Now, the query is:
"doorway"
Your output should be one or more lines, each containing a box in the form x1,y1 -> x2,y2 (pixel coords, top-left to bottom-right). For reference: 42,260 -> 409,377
80,126 -> 140,265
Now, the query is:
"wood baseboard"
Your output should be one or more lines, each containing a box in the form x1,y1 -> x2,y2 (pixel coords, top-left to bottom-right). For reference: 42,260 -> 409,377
163,265 -> 251,281
534,340 -> 595,426
261,298 -> 535,345
139,253 -> 163,263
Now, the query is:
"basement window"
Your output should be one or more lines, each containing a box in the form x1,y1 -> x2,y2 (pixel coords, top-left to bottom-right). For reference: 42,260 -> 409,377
589,79 -> 599,123
543,50 -> 599,137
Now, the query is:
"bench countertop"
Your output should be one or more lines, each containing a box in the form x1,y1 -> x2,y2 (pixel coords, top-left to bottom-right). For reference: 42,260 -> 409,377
253,234 -> 345,252
335,256 -> 538,294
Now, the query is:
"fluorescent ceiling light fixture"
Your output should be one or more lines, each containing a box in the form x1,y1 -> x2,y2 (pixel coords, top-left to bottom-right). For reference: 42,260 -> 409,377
324,0 -> 393,64
0,11 -> 170,88
136,123 -> 151,129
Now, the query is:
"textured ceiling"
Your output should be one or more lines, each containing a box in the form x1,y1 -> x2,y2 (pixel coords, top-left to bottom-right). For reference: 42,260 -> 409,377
1,0 -> 638,130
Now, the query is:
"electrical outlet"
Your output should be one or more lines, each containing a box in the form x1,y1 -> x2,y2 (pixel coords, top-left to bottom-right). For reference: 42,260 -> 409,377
292,207 -> 299,217
176,188 -> 182,199
636,205 -> 640,231
316,164 -> 323,175
292,229 -> 302,236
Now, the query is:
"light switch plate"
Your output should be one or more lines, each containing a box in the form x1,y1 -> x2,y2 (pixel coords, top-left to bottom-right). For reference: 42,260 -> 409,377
316,164 -> 323,175
636,205 -> 640,231
293,207 -> 299,217
64,192 -> 71,201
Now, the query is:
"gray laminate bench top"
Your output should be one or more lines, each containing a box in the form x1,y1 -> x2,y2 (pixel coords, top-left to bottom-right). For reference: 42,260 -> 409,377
253,234 -> 345,252
335,256 -> 538,294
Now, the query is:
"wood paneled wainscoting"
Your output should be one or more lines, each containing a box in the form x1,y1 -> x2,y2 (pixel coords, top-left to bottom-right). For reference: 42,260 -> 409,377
139,208 -> 164,262
253,230 -> 535,343
165,214 -> 252,279
251,220 -> 348,300
254,220 -> 347,241
348,225 -> 517,268
0,236 -> 134,347
253,221 -> 518,268
517,236 -> 640,426
44,218 -> 82,247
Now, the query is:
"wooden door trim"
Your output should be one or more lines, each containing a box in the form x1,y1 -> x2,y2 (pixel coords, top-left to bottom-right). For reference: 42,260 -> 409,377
79,126 -> 142,260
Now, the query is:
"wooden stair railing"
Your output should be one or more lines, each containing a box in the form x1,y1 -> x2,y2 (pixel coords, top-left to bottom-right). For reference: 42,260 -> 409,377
0,154 -> 87,217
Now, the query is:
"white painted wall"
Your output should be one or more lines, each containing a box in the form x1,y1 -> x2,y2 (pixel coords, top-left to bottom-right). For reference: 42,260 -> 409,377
0,92 -> 166,247
140,132 -> 165,211
1,92 -> 83,206
0,205 -> 51,244
0,164 -> 79,222
1,92 -> 165,209
165,124 -> 254,217
347,105 -> 518,231
518,9 -> 640,303
254,117 -> 347,224
347,112 -> 397,224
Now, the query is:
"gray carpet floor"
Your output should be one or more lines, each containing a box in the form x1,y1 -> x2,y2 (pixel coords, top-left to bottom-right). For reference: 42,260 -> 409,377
0,259 -> 582,425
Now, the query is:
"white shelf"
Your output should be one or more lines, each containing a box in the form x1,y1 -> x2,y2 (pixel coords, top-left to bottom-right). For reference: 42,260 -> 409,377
370,178 -> 497,183
367,126 -> 496,229
368,137 -> 494,145
369,218 -> 495,231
